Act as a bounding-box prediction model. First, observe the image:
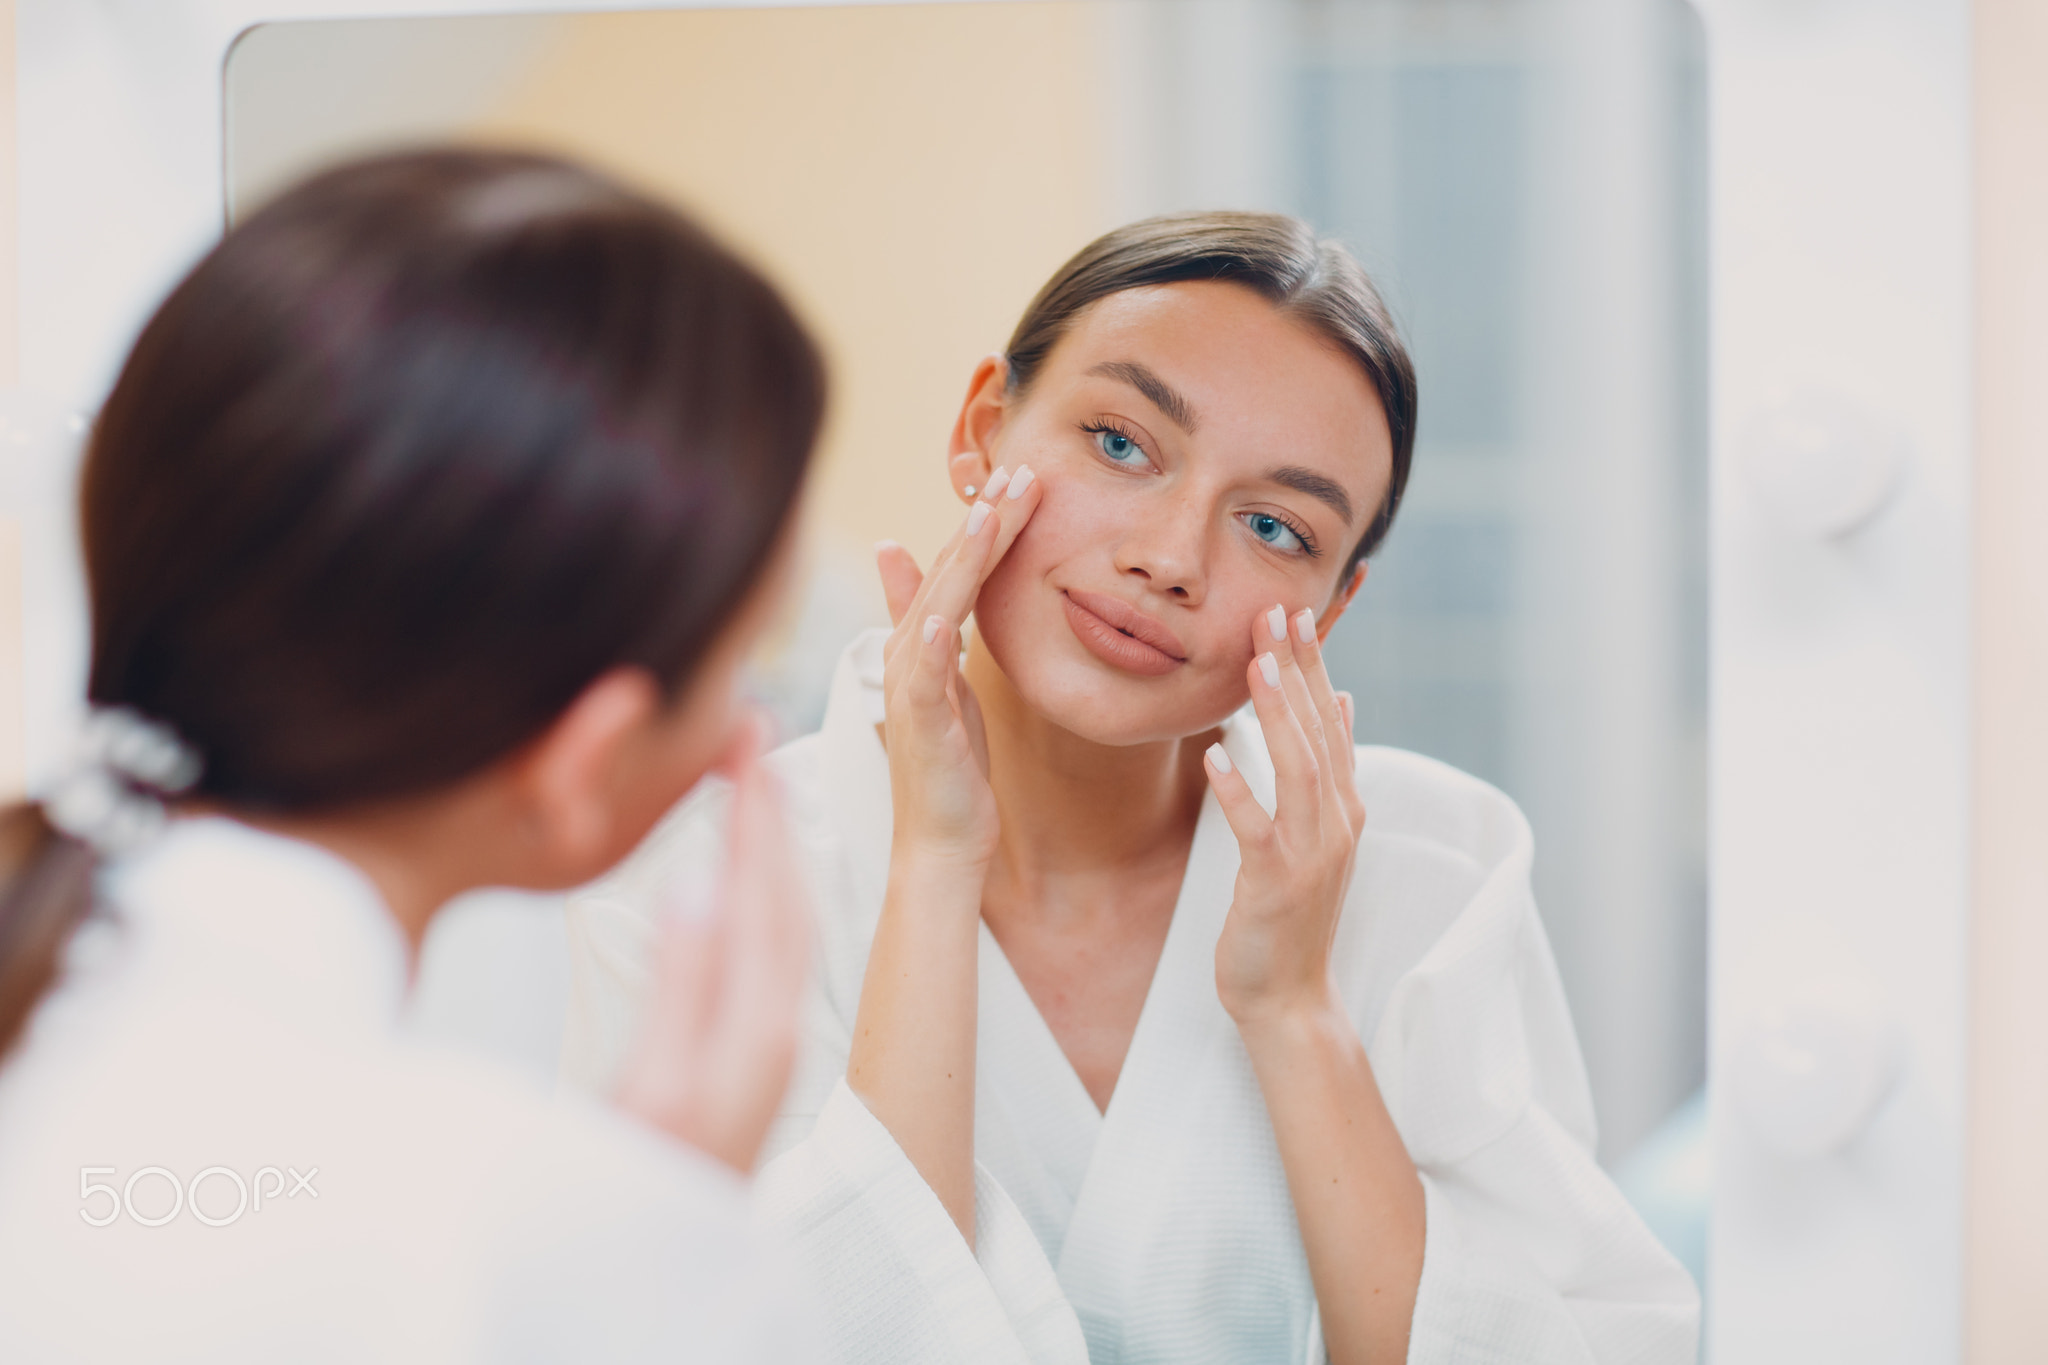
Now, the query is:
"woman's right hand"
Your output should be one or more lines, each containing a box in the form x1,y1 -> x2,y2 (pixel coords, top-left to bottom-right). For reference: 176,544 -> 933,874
847,465 -> 1042,1246
874,465 -> 1043,867
615,712 -> 811,1176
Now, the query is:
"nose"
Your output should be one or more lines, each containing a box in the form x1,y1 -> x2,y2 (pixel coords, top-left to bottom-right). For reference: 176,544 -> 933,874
1113,495 -> 1207,604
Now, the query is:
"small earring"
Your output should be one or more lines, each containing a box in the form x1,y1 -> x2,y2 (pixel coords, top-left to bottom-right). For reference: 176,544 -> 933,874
963,484 -> 978,497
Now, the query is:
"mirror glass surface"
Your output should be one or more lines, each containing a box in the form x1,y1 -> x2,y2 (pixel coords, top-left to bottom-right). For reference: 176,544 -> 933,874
226,0 -> 1707,1278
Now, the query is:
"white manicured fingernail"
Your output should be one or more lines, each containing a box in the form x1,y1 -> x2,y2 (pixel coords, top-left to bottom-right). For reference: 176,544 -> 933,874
966,501 -> 993,536
1295,609 -> 1316,644
1267,604 -> 1287,641
1257,652 -> 1279,688
923,615 -> 944,643
1206,742 -> 1232,775
982,467 -> 1011,501
1005,465 -> 1035,500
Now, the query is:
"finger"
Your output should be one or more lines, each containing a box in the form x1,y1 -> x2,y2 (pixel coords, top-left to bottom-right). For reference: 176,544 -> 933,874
876,541 -> 924,626
619,876 -> 727,1115
1246,647 -> 1321,837
717,756 -> 812,1053
907,614 -> 963,730
882,490 -> 998,688
975,464 -> 1042,588
705,756 -> 809,1124
1289,608 -> 1353,784
895,469 -> 1009,627
1257,604 -> 1330,760
1262,608 -> 1346,829
883,466 -> 1044,698
709,706 -> 772,781
1201,741 -> 1276,861
1332,690 -> 1364,828
958,672 -> 992,779
914,464 -> 1044,632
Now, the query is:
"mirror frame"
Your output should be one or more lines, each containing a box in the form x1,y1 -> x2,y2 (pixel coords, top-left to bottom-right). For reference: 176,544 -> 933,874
11,1 -> 1975,1358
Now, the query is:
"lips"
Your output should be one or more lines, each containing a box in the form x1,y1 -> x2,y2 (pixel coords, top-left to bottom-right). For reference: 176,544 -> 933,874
1062,590 -> 1187,677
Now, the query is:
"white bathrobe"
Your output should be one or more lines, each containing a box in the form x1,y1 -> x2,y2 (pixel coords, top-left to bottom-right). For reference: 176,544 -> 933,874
0,818 -> 813,1364
564,630 -> 1700,1365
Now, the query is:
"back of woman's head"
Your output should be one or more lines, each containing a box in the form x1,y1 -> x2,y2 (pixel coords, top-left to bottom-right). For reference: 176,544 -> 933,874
0,148 -> 825,1055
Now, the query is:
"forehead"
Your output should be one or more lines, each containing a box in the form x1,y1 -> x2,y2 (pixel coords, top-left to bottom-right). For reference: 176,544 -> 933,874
1038,282 -> 1393,508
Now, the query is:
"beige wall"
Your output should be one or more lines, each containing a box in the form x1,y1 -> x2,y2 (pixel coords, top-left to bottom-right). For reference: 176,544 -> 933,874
466,4 -> 1113,569
1969,0 -> 2048,1358
0,0 -> 21,799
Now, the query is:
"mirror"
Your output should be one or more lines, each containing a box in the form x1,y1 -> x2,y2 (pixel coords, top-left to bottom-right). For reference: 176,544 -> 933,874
225,0 -> 1708,1284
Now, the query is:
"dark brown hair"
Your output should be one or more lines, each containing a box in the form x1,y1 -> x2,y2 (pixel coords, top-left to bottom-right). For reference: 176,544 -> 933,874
0,149 -> 824,1059
1004,210 -> 1417,575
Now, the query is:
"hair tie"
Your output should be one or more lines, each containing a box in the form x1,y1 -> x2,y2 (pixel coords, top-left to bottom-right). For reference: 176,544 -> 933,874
44,708 -> 204,855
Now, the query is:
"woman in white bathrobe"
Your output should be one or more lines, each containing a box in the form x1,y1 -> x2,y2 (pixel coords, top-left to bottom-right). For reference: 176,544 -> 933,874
0,150 -> 827,1362
567,212 -> 1700,1364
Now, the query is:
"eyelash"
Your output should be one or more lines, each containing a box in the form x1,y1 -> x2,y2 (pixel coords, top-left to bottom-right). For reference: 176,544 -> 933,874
1080,418 -> 1151,467
1244,509 -> 1321,558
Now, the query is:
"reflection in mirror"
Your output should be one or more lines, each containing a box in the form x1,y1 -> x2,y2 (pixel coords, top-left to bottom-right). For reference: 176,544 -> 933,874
228,0 -> 1706,1294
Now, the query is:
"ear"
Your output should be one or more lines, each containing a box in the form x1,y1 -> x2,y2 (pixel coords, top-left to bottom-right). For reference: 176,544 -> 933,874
508,666 -> 664,870
1317,562 -> 1368,644
946,354 -> 1009,502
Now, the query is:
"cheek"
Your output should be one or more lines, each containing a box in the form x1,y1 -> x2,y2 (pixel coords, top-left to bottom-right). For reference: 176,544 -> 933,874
975,473 -> 1097,618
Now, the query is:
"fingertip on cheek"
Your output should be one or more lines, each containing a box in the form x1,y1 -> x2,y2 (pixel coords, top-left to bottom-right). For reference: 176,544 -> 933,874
1256,652 -> 1280,689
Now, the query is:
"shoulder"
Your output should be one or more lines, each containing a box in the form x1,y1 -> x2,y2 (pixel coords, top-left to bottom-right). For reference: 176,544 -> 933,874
383,1043 -> 758,1249
1332,747 -> 1546,1039
374,1046 -> 808,1357
1349,744 -> 1533,879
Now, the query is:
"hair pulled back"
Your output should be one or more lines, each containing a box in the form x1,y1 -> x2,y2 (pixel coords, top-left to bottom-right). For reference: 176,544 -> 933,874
1004,210 -> 1416,574
0,148 -> 825,1058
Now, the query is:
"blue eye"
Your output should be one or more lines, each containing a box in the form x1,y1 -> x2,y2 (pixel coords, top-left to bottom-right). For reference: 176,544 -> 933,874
1243,512 -> 1308,554
1093,427 -> 1148,467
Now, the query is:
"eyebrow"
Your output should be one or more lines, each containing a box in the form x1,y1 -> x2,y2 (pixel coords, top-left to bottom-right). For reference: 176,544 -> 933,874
1265,465 -> 1355,525
1087,360 -> 1356,525
1086,360 -> 1200,434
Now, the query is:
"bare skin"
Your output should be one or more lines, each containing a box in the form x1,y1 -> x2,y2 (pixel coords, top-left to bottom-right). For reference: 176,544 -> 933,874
852,280 -> 1425,1363
969,649 -> 1209,1110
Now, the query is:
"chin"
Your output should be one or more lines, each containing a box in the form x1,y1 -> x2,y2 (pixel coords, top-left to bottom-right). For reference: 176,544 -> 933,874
974,581 -> 1246,747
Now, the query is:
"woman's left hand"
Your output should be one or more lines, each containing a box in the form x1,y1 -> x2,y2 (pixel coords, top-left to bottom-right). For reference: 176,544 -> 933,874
1207,605 -> 1366,1024
1207,609 -> 1422,1365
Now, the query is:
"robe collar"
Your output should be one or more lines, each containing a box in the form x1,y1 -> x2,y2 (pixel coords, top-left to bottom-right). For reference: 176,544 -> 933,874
811,628 -> 1284,1292
94,816 -> 413,1039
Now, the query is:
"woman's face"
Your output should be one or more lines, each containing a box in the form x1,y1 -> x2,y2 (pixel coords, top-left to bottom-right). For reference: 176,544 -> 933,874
969,280 -> 1394,746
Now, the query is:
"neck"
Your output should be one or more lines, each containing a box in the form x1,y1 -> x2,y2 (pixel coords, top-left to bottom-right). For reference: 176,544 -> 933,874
231,795 -> 489,962
964,635 -> 1213,913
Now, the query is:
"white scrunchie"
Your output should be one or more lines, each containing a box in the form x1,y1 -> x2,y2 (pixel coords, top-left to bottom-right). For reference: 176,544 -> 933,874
44,708 -> 203,855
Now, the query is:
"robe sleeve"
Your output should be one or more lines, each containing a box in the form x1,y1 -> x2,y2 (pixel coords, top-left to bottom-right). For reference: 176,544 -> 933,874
562,805 -> 1089,1365
756,1080 -> 1090,1365
1357,774 -> 1702,1365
